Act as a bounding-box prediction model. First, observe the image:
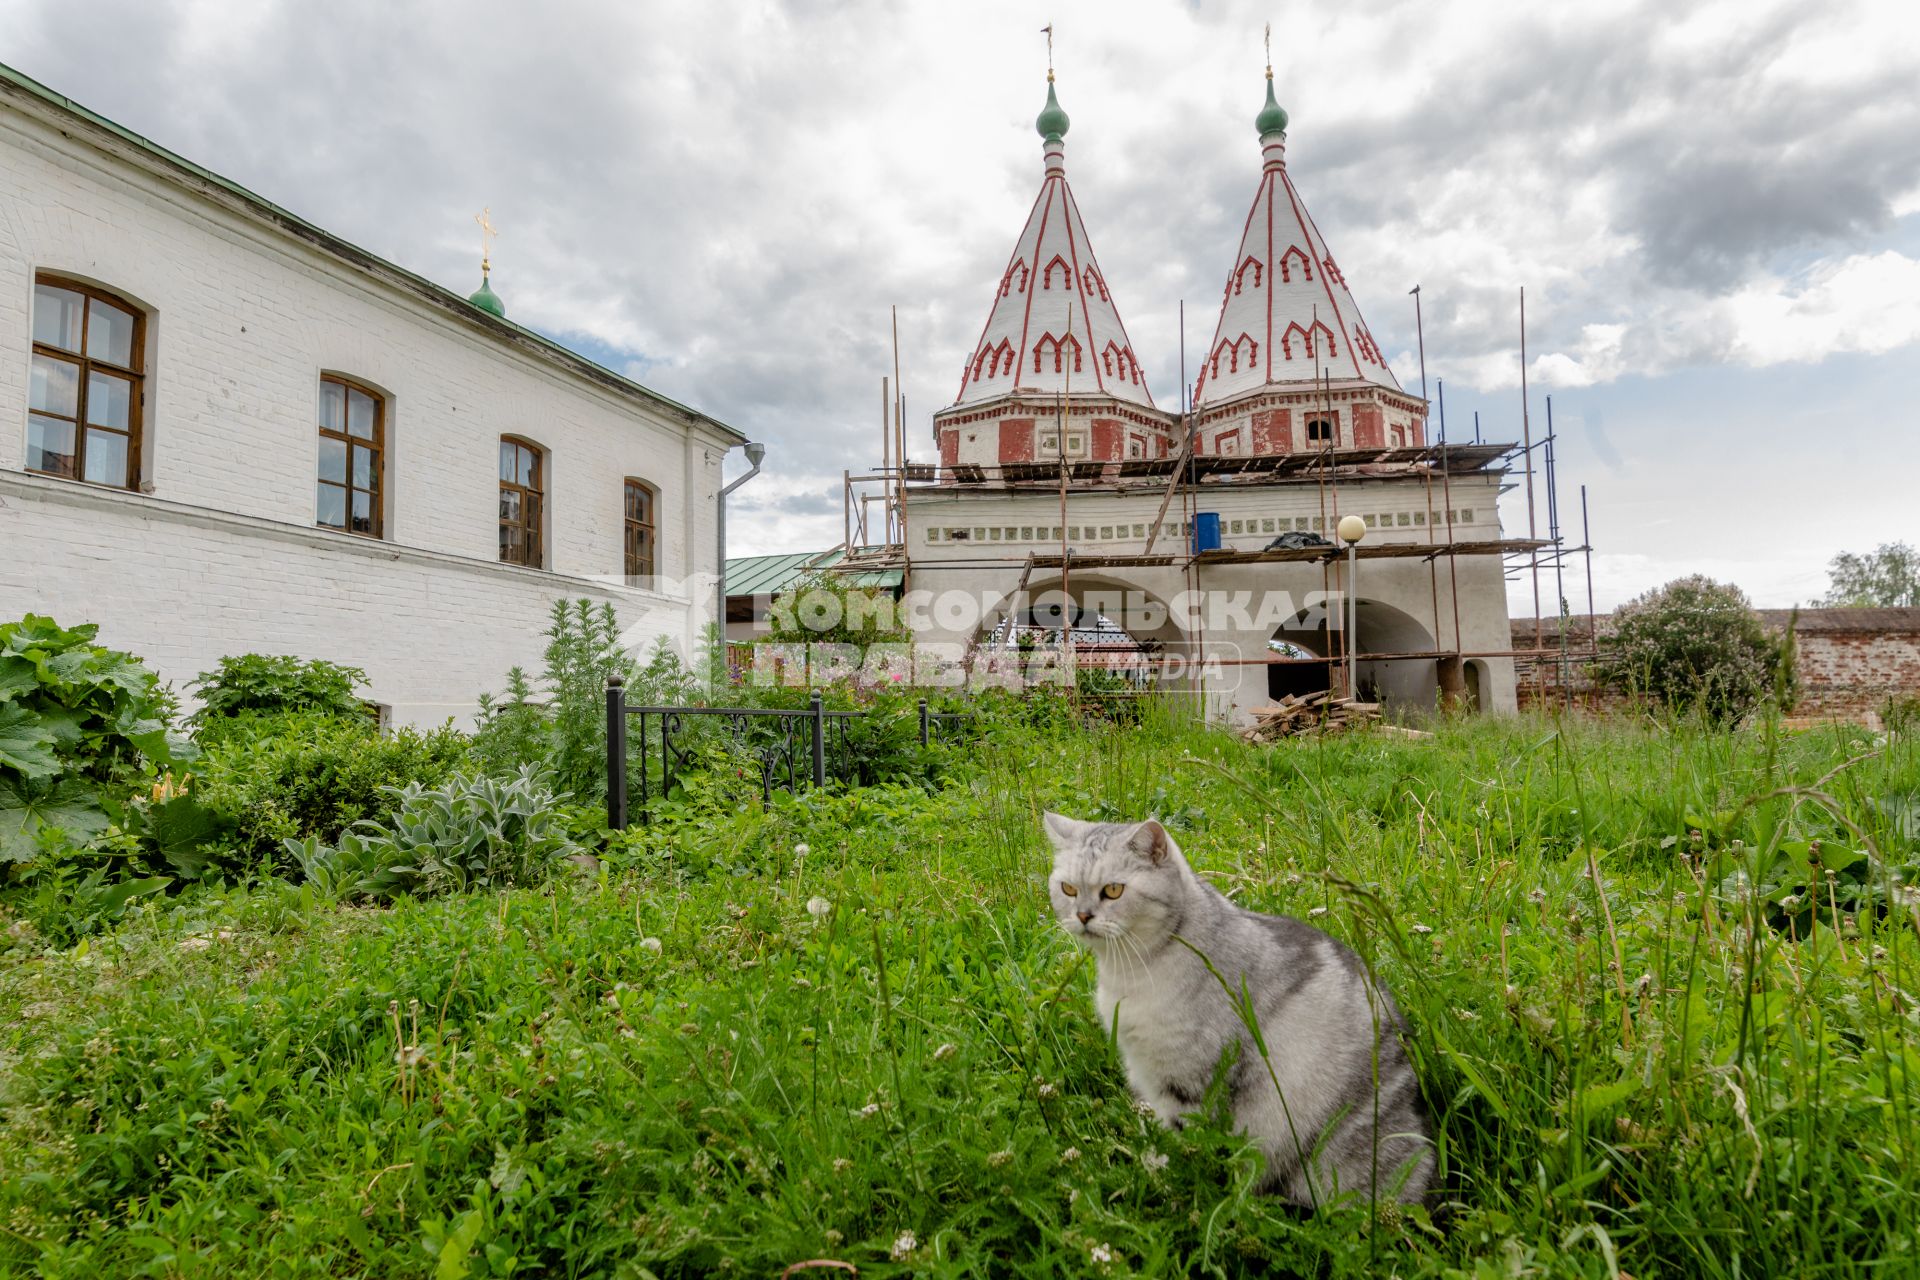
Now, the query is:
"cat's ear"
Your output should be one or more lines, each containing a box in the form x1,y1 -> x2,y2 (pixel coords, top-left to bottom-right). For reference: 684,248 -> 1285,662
1129,819 -> 1173,866
1041,811 -> 1081,847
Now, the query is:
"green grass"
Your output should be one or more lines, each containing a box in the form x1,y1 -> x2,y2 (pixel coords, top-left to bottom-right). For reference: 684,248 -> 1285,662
2,712 -> 1918,1278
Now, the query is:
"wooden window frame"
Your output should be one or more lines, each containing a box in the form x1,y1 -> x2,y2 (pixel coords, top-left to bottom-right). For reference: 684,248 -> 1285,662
623,477 -> 658,579
316,374 -> 387,539
28,275 -> 146,490
499,435 -> 545,568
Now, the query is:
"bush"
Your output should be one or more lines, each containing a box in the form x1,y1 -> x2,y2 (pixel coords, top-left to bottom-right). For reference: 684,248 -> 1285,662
287,766 -> 580,900
0,614 -> 188,863
191,711 -> 470,876
472,599 -> 700,798
1593,575 -> 1784,724
188,654 -> 368,726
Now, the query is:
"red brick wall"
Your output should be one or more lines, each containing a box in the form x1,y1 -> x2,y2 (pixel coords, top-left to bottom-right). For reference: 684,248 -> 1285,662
1091,418 -> 1123,460
999,418 -> 1035,463
1251,409 -> 1293,454
1352,404 -> 1385,449
939,428 -> 958,468
1510,610 -> 1920,721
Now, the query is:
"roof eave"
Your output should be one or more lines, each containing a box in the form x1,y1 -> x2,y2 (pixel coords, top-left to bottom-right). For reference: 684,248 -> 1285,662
0,61 -> 748,448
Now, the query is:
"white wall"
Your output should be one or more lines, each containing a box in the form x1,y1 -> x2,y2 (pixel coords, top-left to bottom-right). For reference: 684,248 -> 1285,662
901,471 -> 1518,722
0,94 -> 732,724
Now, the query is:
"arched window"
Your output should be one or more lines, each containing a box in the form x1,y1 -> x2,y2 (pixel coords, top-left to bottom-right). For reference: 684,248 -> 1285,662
317,375 -> 385,537
28,276 -> 145,489
624,478 -> 656,578
499,436 -> 545,567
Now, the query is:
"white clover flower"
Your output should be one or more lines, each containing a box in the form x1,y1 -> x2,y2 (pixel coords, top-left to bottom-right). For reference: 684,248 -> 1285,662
1060,1146 -> 1081,1163
1091,1242 -> 1114,1264
890,1230 -> 917,1261
933,1042 -> 957,1061
1142,1149 -> 1169,1172
832,1157 -> 853,1173
1036,1081 -> 1058,1100
855,1103 -> 881,1119
639,936 -> 662,954
806,897 -> 833,918
987,1149 -> 1013,1168
1410,923 -> 1433,935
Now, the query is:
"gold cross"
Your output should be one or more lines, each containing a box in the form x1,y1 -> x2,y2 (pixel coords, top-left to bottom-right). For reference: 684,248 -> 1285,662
475,207 -> 500,270
1042,23 -> 1054,79
1265,23 -> 1272,78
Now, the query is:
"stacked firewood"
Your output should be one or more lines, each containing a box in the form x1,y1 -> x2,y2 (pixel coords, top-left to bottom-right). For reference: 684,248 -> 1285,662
1242,691 -> 1383,740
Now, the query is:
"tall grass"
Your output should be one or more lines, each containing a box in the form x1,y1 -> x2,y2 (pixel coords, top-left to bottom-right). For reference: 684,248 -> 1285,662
0,712 -> 1914,1277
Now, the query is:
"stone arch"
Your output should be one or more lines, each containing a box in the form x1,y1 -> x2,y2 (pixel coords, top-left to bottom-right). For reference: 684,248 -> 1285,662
1271,595 -> 1438,711
976,572 -> 1192,691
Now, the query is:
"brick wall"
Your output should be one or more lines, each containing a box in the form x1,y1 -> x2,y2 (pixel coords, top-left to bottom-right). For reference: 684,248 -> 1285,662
1512,609 -> 1920,721
0,87 -> 728,725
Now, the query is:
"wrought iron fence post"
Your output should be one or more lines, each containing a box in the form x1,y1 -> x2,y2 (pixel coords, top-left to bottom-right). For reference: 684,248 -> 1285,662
605,675 -> 628,830
810,689 -> 826,787
919,698 -> 930,746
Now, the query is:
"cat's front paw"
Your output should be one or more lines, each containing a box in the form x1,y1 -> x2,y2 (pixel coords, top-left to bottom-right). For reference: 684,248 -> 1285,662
1134,1092 -> 1188,1129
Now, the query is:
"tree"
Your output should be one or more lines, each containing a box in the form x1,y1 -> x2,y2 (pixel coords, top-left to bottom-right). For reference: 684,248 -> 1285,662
1593,576 -> 1784,724
1816,541 -> 1919,608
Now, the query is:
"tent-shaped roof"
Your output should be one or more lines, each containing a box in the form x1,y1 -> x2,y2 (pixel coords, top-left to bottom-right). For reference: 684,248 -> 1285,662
950,78 -> 1156,412
1195,77 -> 1401,407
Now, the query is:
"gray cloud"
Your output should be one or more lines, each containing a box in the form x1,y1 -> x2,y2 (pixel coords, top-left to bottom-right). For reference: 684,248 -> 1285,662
7,0 -> 1917,570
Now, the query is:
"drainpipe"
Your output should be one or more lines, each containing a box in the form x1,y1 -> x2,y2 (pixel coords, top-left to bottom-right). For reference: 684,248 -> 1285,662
716,440 -> 767,642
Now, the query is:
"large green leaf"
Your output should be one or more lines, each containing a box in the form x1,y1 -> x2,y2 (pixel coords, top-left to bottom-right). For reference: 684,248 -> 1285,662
0,776 -> 110,862
0,656 -> 36,703
129,793 -> 237,880
0,703 -> 61,780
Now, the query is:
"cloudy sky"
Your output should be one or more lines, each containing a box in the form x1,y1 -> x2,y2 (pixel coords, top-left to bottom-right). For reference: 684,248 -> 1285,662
7,0 -> 1917,611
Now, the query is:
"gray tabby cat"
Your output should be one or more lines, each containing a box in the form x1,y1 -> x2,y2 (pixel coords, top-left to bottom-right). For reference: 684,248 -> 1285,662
1043,811 -> 1433,1205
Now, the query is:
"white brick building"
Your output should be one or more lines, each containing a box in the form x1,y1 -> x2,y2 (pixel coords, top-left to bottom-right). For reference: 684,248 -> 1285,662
0,64 -> 746,726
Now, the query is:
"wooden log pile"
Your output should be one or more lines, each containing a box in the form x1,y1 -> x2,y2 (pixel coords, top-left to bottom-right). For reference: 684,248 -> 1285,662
1242,692 -> 1383,741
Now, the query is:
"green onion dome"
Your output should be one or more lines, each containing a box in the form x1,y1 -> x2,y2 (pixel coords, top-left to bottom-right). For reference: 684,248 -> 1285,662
1036,78 -> 1070,143
469,269 -> 505,318
1256,77 -> 1288,137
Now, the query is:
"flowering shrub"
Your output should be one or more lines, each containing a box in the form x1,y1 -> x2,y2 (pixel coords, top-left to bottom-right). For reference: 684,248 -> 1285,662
1593,576 -> 1785,724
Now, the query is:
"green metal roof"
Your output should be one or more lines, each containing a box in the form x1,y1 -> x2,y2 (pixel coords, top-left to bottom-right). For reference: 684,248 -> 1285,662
725,548 -> 902,598
0,60 -> 744,446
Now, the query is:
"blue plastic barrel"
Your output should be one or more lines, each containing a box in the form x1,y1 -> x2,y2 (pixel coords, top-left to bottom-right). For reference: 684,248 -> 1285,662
1193,511 -> 1222,553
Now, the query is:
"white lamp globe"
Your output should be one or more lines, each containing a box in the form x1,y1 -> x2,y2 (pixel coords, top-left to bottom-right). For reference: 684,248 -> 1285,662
1337,515 -> 1367,544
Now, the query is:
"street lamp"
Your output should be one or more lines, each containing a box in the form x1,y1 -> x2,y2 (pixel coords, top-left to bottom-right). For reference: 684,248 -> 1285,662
1337,514 -> 1366,699
716,441 -> 767,641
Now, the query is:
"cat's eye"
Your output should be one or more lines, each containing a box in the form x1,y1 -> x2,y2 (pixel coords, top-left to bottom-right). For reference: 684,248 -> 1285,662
1059,881 -> 1079,897
1101,883 -> 1125,900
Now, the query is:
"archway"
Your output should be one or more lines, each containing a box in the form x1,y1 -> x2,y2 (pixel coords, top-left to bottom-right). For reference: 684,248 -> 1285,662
1270,597 -> 1438,711
977,574 -> 1190,693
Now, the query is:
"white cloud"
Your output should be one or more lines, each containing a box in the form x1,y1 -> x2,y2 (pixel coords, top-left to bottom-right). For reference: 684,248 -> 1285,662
1725,250 -> 1920,366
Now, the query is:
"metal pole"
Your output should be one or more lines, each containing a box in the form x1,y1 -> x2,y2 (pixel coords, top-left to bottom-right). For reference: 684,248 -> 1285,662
1346,542 -> 1358,699
1411,284 -> 1429,443
810,689 -> 826,786
716,442 -> 766,649
605,675 -> 627,830
919,697 -> 930,747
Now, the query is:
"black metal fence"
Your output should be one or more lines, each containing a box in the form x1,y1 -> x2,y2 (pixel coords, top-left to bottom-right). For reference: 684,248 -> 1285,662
604,677 -> 971,829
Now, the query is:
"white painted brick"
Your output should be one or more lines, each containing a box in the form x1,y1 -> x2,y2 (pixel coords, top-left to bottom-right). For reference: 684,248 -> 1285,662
0,94 -> 732,726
